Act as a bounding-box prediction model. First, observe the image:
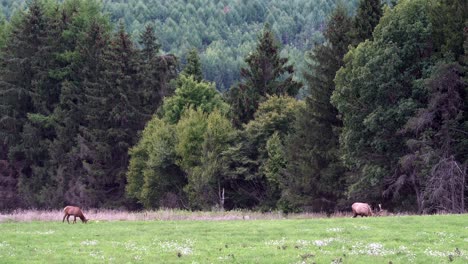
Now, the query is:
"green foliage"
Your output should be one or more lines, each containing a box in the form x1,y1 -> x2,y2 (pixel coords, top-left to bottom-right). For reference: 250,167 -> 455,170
245,96 -> 304,144
138,23 -> 160,61
128,73 -> 230,209
0,8 -> 8,49
351,0 -> 383,45
240,96 -> 305,209
126,116 -> 183,208
161,75 -> 228,124
176,109 -> 208,171
181,110 -> 235,209
386,62 -> 467,213
182,48 -> 203,82
331,0 -> 466,207
263,132 -> 285,187
0,0 -> 178,209
0,0 -> 67,207
1,0 -> 361,90
137,24 -> 178,117
429,0 -> 468,60
0,0 -> 465,212
228,25 -> 301,126
280,5 -> 353,212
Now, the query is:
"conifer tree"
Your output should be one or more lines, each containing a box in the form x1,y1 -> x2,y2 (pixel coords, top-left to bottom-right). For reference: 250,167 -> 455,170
79,23 -> 139,206
139,23 -> 160,62
430,0 -> 467,60
385,63 -> 467,213
182,48 -> 203,82
137,23 -> 177,117
351,0 -> 382,45
281,6 -> 352,211
48,0 -> 110,206
0,0 -> 62,207
227,24 -> 301,127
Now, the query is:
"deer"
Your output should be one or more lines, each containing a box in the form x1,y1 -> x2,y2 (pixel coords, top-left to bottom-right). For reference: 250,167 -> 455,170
351,202 -> 373,217
63,206 -> 88,224
376,204 -> 392,216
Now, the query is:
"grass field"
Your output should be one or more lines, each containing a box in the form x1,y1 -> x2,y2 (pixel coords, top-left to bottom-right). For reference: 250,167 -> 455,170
0,212 -> 466,263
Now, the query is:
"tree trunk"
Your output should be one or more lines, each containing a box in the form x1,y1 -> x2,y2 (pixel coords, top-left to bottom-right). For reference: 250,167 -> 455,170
218,181 -> 225,211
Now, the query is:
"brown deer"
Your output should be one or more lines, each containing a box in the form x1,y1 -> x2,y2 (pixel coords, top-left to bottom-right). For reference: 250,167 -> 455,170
376,204 -> 392,216
63,206 -> 88,224
351,202 -> 373,217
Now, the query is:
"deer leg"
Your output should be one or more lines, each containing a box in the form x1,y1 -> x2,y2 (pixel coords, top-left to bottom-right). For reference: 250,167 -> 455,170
73,216 -> 77,224
63,214 -> 67,223
66,215 -> 71,224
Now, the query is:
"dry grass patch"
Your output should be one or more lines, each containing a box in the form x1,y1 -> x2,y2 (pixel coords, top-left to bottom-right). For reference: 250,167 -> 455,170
0,209 -> 360,222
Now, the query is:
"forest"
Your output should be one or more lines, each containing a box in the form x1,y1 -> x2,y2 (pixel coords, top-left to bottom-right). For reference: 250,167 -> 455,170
1,0 -> 360,92
0,0 -> 466,214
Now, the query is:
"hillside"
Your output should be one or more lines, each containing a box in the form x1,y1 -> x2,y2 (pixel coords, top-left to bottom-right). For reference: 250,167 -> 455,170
0,0 -> 359,90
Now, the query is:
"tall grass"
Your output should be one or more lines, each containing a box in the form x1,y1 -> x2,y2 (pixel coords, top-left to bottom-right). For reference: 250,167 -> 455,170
0,209 -> 357,222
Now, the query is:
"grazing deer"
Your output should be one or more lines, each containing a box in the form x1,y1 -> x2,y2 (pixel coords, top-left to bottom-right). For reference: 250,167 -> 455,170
376,204 -> 392,216
63,206 -> 88,224
351,202 -> 373,217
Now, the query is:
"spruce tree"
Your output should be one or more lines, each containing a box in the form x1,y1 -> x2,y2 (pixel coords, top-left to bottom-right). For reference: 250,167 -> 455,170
137,23 -> 177,118
58,19 -> 109,206
351,0 -> 382,45
227,24 -> 301,127
139,23 -> 160,62
47,2 -> 110,207
182,48 -> 203,82
79,23 -> 140,206
429,0 -> 467,60
0,0 -> 63,207
281,6 -> 353,212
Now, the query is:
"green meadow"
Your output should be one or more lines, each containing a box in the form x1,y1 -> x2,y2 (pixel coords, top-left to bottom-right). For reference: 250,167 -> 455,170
0,215 -> 466,263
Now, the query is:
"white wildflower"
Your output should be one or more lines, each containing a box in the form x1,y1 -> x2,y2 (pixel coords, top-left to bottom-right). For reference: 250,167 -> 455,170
0,241 -> 10,247
36,230 -> 55,235
326,227 -> 344,232
313,238 -> 335,247
80,240 -> 98,246
89,250 -> 105,260
350,242 -> 394,256
158,239 -> 194,255
124,241 -> 148,252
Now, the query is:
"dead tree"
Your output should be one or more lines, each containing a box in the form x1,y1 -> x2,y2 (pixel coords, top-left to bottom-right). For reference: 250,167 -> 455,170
423,156 -> 465,213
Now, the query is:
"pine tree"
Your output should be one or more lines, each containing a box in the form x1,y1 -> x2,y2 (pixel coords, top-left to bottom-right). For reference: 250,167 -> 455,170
0,0 -> 63,207
182,48 -> 203,82
281,6 -> 352,212
74,20 -> 111,207
137,23 -> 177,118
78,23 -> 140,207
139,23 -> 160,62
351,0 -> 382,45
0,6 -> 8,51
46,1 -> 111,207
227,24 -> 301,127
429,0 -> 467,60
